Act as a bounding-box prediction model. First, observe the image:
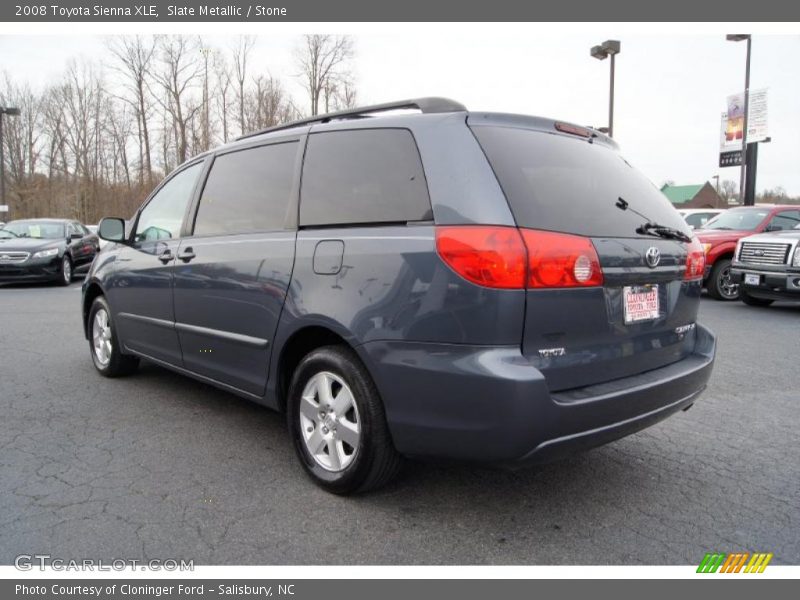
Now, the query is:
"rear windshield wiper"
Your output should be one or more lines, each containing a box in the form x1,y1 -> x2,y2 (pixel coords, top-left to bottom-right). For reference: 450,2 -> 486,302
615,197 -> 692,243
635,222 -> 692,243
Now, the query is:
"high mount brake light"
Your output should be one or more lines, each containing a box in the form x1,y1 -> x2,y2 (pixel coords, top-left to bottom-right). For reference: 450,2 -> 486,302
554,122 -> 593,138
435,226 -> 604,289
684,237 -> 706,281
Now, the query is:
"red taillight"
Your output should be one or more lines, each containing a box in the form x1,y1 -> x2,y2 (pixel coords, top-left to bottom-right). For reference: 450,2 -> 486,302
520,229 -> 604,288
435,226 -> 527,289
435,226 -> 603,289
684,237 -> 705,281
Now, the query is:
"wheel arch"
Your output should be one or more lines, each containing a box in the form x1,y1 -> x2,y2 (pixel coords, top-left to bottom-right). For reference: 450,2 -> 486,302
274,324 -> 369,413
708,246 -> 736,267
82,280 -> 106,340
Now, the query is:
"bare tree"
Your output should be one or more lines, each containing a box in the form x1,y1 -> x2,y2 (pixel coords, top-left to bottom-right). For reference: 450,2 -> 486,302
757,186 -> 790,204
105,99 -> 134,188
198,37 -> 213,151
41,86 -> 68,182
336,78 -> 358,110
107,35 -> 157,186
0,34 -> 316,222
212,50 -> 234,143
0,75 -> 42,195
243,74 -> 296,131
295,35 -> 354,116
719,179 -> 738,202
152,35 -> 203,165
231,35 -> 255,135
57,60 -> 107,220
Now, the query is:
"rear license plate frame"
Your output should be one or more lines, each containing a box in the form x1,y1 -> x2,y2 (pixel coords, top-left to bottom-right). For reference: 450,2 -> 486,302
623,284 -> 660,324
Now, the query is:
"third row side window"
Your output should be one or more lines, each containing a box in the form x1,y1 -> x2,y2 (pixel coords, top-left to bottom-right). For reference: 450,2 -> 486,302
299,129 -> 432,227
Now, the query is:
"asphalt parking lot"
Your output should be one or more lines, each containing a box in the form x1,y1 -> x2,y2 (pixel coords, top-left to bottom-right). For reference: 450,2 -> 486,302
0,279 -> 798,565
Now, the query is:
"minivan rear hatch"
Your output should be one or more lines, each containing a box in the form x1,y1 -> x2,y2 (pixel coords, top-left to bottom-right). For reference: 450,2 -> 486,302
470,118 -> 701,392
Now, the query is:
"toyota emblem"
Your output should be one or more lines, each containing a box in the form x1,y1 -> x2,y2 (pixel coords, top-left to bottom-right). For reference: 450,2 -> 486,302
645,246 -> 661,268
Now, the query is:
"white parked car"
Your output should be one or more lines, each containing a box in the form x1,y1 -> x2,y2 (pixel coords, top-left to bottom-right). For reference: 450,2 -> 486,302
678,208 -> 725,230
87,224 -> 109,250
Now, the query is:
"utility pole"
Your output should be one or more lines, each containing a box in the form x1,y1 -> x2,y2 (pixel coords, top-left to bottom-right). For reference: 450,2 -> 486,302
0,106 -> 21,219
727,34 -> 752,205
590,40 -> 621,138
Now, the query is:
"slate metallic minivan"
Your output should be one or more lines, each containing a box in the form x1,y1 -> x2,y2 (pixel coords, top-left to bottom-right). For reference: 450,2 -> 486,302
83,98 -> 716,494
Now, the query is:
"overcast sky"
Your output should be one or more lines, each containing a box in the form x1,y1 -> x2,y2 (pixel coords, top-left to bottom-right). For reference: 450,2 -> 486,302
2,32 -> 799,195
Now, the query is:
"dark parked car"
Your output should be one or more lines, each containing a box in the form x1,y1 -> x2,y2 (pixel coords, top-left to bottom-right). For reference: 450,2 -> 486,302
82,98 -> 716,494
0,218 -> 99,285
731,224 -> 800,306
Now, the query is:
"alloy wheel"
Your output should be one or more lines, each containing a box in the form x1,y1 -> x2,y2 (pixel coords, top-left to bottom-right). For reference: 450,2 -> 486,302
299,371 -> 361,472
718,266 -> 739,299
92,308 -> 113,367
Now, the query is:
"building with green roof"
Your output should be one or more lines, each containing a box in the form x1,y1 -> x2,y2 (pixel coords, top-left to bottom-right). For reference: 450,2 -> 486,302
660,182 -> 726,209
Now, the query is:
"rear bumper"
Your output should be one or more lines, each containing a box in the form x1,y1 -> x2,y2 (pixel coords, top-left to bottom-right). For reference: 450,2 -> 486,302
730,266 -> 800,300
358,324 -> 715,465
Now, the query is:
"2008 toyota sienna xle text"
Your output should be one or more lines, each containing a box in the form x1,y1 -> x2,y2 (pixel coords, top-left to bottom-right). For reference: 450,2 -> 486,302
82,98 -> 716,494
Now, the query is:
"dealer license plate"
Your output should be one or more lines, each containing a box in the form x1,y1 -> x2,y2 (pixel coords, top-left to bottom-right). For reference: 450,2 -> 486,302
744,273 -> 760,286
623,285 -> 660,324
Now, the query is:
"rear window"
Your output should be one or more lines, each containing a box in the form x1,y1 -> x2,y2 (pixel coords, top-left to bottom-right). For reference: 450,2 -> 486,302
300,129 -> 432,227
471,126 -> 689,238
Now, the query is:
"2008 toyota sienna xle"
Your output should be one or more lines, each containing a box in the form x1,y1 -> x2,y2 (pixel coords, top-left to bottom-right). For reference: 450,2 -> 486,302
82,97 -> 716,494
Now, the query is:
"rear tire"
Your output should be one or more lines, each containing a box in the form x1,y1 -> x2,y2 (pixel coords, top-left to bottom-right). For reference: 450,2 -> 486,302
88,296 -> 139,377
740,290 -> 774,307
286,345 -> 402,494
706,258 -> 739,301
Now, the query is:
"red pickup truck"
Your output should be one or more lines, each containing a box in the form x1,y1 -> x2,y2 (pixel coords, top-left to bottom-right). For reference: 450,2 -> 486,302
696,205 -> 800,300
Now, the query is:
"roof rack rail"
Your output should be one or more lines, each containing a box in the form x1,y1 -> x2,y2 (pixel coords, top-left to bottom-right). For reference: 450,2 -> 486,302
236,96 -> 466,141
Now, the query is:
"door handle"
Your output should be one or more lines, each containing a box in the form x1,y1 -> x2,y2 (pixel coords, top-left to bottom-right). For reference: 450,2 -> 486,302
177,247 -> 196,263
158,249 -> 174,264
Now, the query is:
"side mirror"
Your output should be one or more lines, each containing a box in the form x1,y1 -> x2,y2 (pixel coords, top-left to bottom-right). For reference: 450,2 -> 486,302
69,232 -> 83,241
98,217 -> 127,243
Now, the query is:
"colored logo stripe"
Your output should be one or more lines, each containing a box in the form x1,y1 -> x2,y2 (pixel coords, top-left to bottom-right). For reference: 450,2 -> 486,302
745,553 -> 773,573
697,553 -> 726,573
720,553 -> 749,573
697,552 -> 773,573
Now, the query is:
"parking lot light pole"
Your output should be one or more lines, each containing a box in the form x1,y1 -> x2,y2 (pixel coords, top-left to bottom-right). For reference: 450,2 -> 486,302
590,40 -> 621,138
726,34 -> 751,205
0,106 -> 21,215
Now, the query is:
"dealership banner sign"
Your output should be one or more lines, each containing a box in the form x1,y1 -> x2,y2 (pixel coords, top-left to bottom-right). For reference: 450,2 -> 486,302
719,88 -> 769,168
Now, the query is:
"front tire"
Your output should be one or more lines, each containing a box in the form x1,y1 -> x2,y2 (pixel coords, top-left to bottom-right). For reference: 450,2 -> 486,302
706,258 -> 739,300
740,289 -> 774,307
57,255 -> 73,286
88,296 -> 139,377
287,345 -> 402,494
